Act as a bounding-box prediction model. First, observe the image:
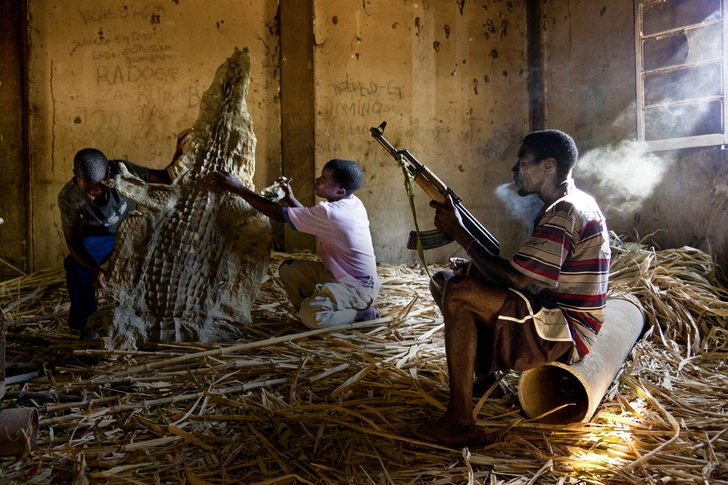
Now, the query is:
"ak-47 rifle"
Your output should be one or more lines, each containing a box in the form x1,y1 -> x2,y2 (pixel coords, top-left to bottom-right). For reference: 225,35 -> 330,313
370,121 -> 500,256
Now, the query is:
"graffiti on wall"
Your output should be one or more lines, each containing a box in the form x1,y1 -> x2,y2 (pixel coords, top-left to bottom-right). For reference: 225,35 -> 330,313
316,78 -> 403,153
64,2 -> 200,151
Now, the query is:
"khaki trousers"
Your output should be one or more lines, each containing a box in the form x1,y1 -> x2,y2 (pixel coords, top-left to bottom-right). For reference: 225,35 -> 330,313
278,260 -> 378,329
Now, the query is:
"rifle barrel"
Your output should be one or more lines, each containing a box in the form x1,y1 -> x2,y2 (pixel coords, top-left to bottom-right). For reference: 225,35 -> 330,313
370,121 -> 500,256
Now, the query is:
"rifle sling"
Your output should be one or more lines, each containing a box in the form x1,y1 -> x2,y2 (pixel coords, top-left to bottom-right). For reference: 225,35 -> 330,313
398,155 -> 440,291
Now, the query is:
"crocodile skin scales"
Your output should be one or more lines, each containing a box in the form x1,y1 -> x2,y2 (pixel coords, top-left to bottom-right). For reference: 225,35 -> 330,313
88,48 -> 282,350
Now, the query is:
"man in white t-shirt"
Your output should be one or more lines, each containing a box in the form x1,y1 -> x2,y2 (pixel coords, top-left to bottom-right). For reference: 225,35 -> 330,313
213,159 -> 379,328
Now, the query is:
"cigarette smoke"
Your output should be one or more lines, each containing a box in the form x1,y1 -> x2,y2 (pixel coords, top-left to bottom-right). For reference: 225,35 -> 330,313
575,141 -> 673,214
495,183 -> 542,229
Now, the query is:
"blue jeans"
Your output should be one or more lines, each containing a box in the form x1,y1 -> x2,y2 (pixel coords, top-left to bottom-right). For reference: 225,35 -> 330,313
64,235 -> 116,330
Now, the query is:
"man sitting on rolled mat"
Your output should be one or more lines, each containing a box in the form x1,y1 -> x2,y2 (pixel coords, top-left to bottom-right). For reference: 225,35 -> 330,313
415,129 -> 610,448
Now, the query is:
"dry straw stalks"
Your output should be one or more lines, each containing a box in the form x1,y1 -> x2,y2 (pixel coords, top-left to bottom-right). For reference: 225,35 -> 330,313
0,236 -> 727,484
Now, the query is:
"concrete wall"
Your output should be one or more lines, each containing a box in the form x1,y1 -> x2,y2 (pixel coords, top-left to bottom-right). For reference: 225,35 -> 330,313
25,0 -> 282,270
4,0 -> 726,273
10,0 -> 532,272
312,1 -> 531,263
541,0 -> 728,270
0,2 -> 28,280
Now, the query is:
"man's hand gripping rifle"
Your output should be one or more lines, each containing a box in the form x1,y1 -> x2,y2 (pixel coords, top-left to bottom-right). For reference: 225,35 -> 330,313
370,121 -> 500,256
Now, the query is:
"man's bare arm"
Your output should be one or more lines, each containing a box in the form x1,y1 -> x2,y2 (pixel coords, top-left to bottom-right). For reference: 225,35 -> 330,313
281,183 -> 304,208
431,196 -> 534,289
463,236 -> 534,289
148,128 -> 193,184
213,171 -> 286,222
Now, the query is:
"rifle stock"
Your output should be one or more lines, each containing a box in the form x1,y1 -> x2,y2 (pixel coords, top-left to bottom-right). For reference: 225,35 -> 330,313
370,121 -> 500,256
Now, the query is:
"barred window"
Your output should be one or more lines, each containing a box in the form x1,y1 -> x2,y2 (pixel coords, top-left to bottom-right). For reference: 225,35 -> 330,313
636,0 -> 726,150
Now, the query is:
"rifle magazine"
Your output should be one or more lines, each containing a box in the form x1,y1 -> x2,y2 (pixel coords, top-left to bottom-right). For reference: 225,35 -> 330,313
406,229 -> 454,250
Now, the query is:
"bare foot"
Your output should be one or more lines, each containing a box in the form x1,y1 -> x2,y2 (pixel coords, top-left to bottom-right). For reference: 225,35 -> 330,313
413,418 -> 494,448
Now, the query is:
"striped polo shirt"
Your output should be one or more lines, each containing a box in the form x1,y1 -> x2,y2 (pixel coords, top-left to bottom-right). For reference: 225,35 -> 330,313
512,181 -> 611,361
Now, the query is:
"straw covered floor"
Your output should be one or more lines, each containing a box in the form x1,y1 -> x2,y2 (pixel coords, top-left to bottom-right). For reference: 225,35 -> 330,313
1,234 -> 727,484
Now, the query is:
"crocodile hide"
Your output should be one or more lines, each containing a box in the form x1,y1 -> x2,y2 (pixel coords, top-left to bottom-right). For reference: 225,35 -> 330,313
89,48 -> 282,350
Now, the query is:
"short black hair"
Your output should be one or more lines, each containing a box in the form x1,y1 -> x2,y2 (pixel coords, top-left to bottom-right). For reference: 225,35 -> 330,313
324,159 -> 364,195
521,130 -> 578,179
74,148 -> 108,183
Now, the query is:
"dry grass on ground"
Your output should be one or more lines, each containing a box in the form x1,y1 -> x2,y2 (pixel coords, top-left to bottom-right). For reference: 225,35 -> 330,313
0,236 -> 727,484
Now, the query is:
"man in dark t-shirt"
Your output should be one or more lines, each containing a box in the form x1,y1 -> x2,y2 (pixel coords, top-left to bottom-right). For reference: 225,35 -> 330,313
58,129 -> 190,337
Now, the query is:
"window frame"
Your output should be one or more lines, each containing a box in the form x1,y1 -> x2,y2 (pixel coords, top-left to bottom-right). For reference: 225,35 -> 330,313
635,0 -> 727,151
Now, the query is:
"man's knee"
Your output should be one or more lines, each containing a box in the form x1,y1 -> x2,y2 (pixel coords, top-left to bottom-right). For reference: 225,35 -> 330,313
298,300 -> 326,329
429,270 -> 451,306
298,292 -> 345,328
442,274 -> 474,302
442,275 -> 507,326
298,309 -> 319,329
430,270 -> 450,290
